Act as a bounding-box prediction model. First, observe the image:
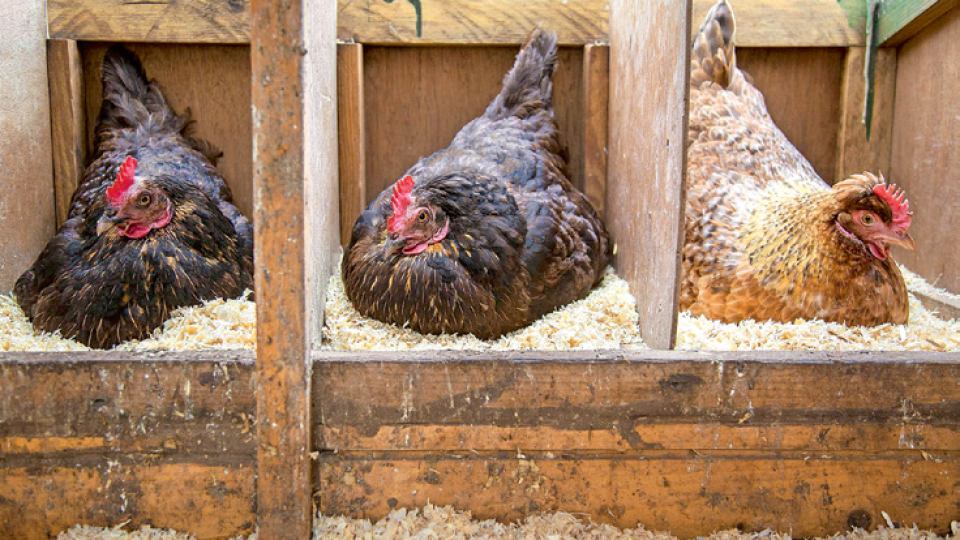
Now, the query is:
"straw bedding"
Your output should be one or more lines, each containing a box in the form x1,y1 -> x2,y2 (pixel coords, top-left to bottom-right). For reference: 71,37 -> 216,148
56,506 -> 960,540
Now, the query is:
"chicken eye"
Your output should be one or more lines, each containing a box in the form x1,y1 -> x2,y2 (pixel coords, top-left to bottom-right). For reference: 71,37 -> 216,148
860,213 -> 876,226
417,210 -> 429,222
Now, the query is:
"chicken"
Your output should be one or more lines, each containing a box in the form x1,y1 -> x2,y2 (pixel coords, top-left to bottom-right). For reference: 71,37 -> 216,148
343,28 -> 611,339
682,0 -> 915,326
14,45 -> 253,348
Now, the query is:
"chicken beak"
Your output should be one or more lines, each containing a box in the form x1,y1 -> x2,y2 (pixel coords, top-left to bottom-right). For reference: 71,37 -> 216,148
888,231 -> 916,251
97,213 -> 123,236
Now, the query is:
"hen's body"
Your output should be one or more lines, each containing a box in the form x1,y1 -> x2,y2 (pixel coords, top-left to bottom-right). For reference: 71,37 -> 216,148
682,0 -> 912,326
15,46 -> 253,348
344,29 -> 611,339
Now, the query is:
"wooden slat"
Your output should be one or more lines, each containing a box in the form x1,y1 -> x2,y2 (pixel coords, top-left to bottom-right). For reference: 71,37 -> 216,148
0,0 -> 56,292
251,0 -> 338,535
878,0 -> 960,45
835,47 -> 896,183
0,352 -> 256,540
582,44 -> 609,218
47,0 -> 865,47
47,40 -> 87,228
338,43 -> 366,245
912,289 -> 960,321
889,6 -> 960,294
606,0 -> 690,349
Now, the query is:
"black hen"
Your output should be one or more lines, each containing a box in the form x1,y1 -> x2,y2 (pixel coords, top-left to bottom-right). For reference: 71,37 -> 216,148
14,45 -> 254,348
343,28 -> 611,339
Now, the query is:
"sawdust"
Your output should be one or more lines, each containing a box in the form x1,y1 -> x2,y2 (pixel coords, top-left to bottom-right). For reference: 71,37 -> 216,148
56,507 -> 960,540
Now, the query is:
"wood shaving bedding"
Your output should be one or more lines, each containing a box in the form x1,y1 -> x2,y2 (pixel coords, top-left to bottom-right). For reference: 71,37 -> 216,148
57,506 -> 960,540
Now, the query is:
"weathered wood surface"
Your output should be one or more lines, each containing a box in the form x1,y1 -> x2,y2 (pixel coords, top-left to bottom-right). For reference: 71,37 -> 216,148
48,0 -> 865,47
606,0 -> 690,349
582,44 -> 609,218
338,43 -> 366,246
0,0 -> 55,293
313,350 -> 960,537
878,0 -> 960,45
0,352 -> 256,540
912,289 -> 960,321
47,39 -> 87,228
835,47 -> 896,183
890,6 -> 960,294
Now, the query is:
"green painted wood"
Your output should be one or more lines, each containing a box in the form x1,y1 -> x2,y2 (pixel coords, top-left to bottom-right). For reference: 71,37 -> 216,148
878,0 -> 960,45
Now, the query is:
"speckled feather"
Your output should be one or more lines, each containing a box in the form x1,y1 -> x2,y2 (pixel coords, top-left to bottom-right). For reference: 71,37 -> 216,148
344,28 -> 611,339
14,45 -> 253,348
683,0 -> 909,326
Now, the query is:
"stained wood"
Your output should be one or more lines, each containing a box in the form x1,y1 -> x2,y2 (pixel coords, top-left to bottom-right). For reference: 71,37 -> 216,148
835,47 -> 896,182
878,0 -> 960,45
250,0 -> 337,536
47,0 -> 866,47
47,40 -> 87,228
737,47 -> 847,183
582,44 -> 609,217
79,43 -> 253,217
890,6 -> 960,294
0,352 -> 256,540
338,43 -> 366,245
0,0 -> 56,293
362,46 -> 585,202
606,0 -> 690,349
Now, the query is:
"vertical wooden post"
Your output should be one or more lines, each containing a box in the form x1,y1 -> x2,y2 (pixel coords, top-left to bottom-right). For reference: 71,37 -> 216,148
337,43 -> 366,245
835,46 -> 896,182
582,43 -> 609,218
251,0 -> 338,537
606,0 -> 691,350
0,0 -> 56,292
47,39 -> 87,228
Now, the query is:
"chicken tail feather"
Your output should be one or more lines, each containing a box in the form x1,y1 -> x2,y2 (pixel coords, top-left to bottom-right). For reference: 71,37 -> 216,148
485,26 -> 558,120
691,0 -> 741,91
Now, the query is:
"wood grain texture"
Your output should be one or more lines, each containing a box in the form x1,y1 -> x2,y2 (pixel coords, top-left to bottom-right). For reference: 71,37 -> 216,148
890,5 -> 960,294
0,0 -> 56,293
362,46 -> 585,202
0,352 -> 256,540
606,0 -> 691,349
912,289 -> 960,321
312,350 -> 960,538
737,47 -> 847,183
878,0 -> 960,45
582,44 -> 609,218
338,43 -> 366,246
47,0 -> 865,47
835,47 -> 897,182
47,40 -> 87,228
79,43 -> 253,217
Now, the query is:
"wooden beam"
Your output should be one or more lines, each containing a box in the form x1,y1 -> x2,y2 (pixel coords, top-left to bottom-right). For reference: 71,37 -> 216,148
47,0 -> 866,47
912,288 -> 960,321
878,0 -> 960,46
251,0 -> 338,536
607,0 -> 690,349
47,40 -> 87,228
582,44 -> 609,218
0,352 -> 256,540
337,43 -> 366,246
835,47 -> 896,182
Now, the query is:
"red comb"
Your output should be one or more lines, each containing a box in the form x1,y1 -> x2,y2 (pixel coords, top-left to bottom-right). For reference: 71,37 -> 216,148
387,175 -> 415,233
106,156 -> 138,207
872,183 -> 912,230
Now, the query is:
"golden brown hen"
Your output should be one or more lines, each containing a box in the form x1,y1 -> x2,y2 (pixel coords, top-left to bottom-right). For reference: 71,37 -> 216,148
682,0 -> 915,326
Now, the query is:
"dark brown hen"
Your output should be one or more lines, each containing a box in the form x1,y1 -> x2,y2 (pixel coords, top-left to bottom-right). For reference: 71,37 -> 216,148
14,45 -> 254,348
343,28 -> 611,339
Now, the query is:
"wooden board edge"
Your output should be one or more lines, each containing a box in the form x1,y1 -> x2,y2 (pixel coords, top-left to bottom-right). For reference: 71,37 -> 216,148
582,44 -> 609,218
878,0 -> 960,46
337,43 -> 366,246
47,39 -> 87,228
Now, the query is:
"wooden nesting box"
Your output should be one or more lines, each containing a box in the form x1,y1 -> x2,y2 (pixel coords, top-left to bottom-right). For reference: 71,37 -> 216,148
1,1 -> 959,540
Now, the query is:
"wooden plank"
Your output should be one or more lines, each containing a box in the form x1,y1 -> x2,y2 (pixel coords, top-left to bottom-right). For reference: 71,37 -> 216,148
606,0 -> 690,349
0,0 -> 56,292
912,289 -> 960,321
878,0 -> 960,45
48,0 -> 865,47
251,0 -> 337,536
835,47 -> 897,183
889,6 -> 960,294
80,44 -> 253,218
317,456 -> 959,538
0,352 -> 256,540
47,40 -> 87,228
338,43 -> 366,246
582,44 -> 609,218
